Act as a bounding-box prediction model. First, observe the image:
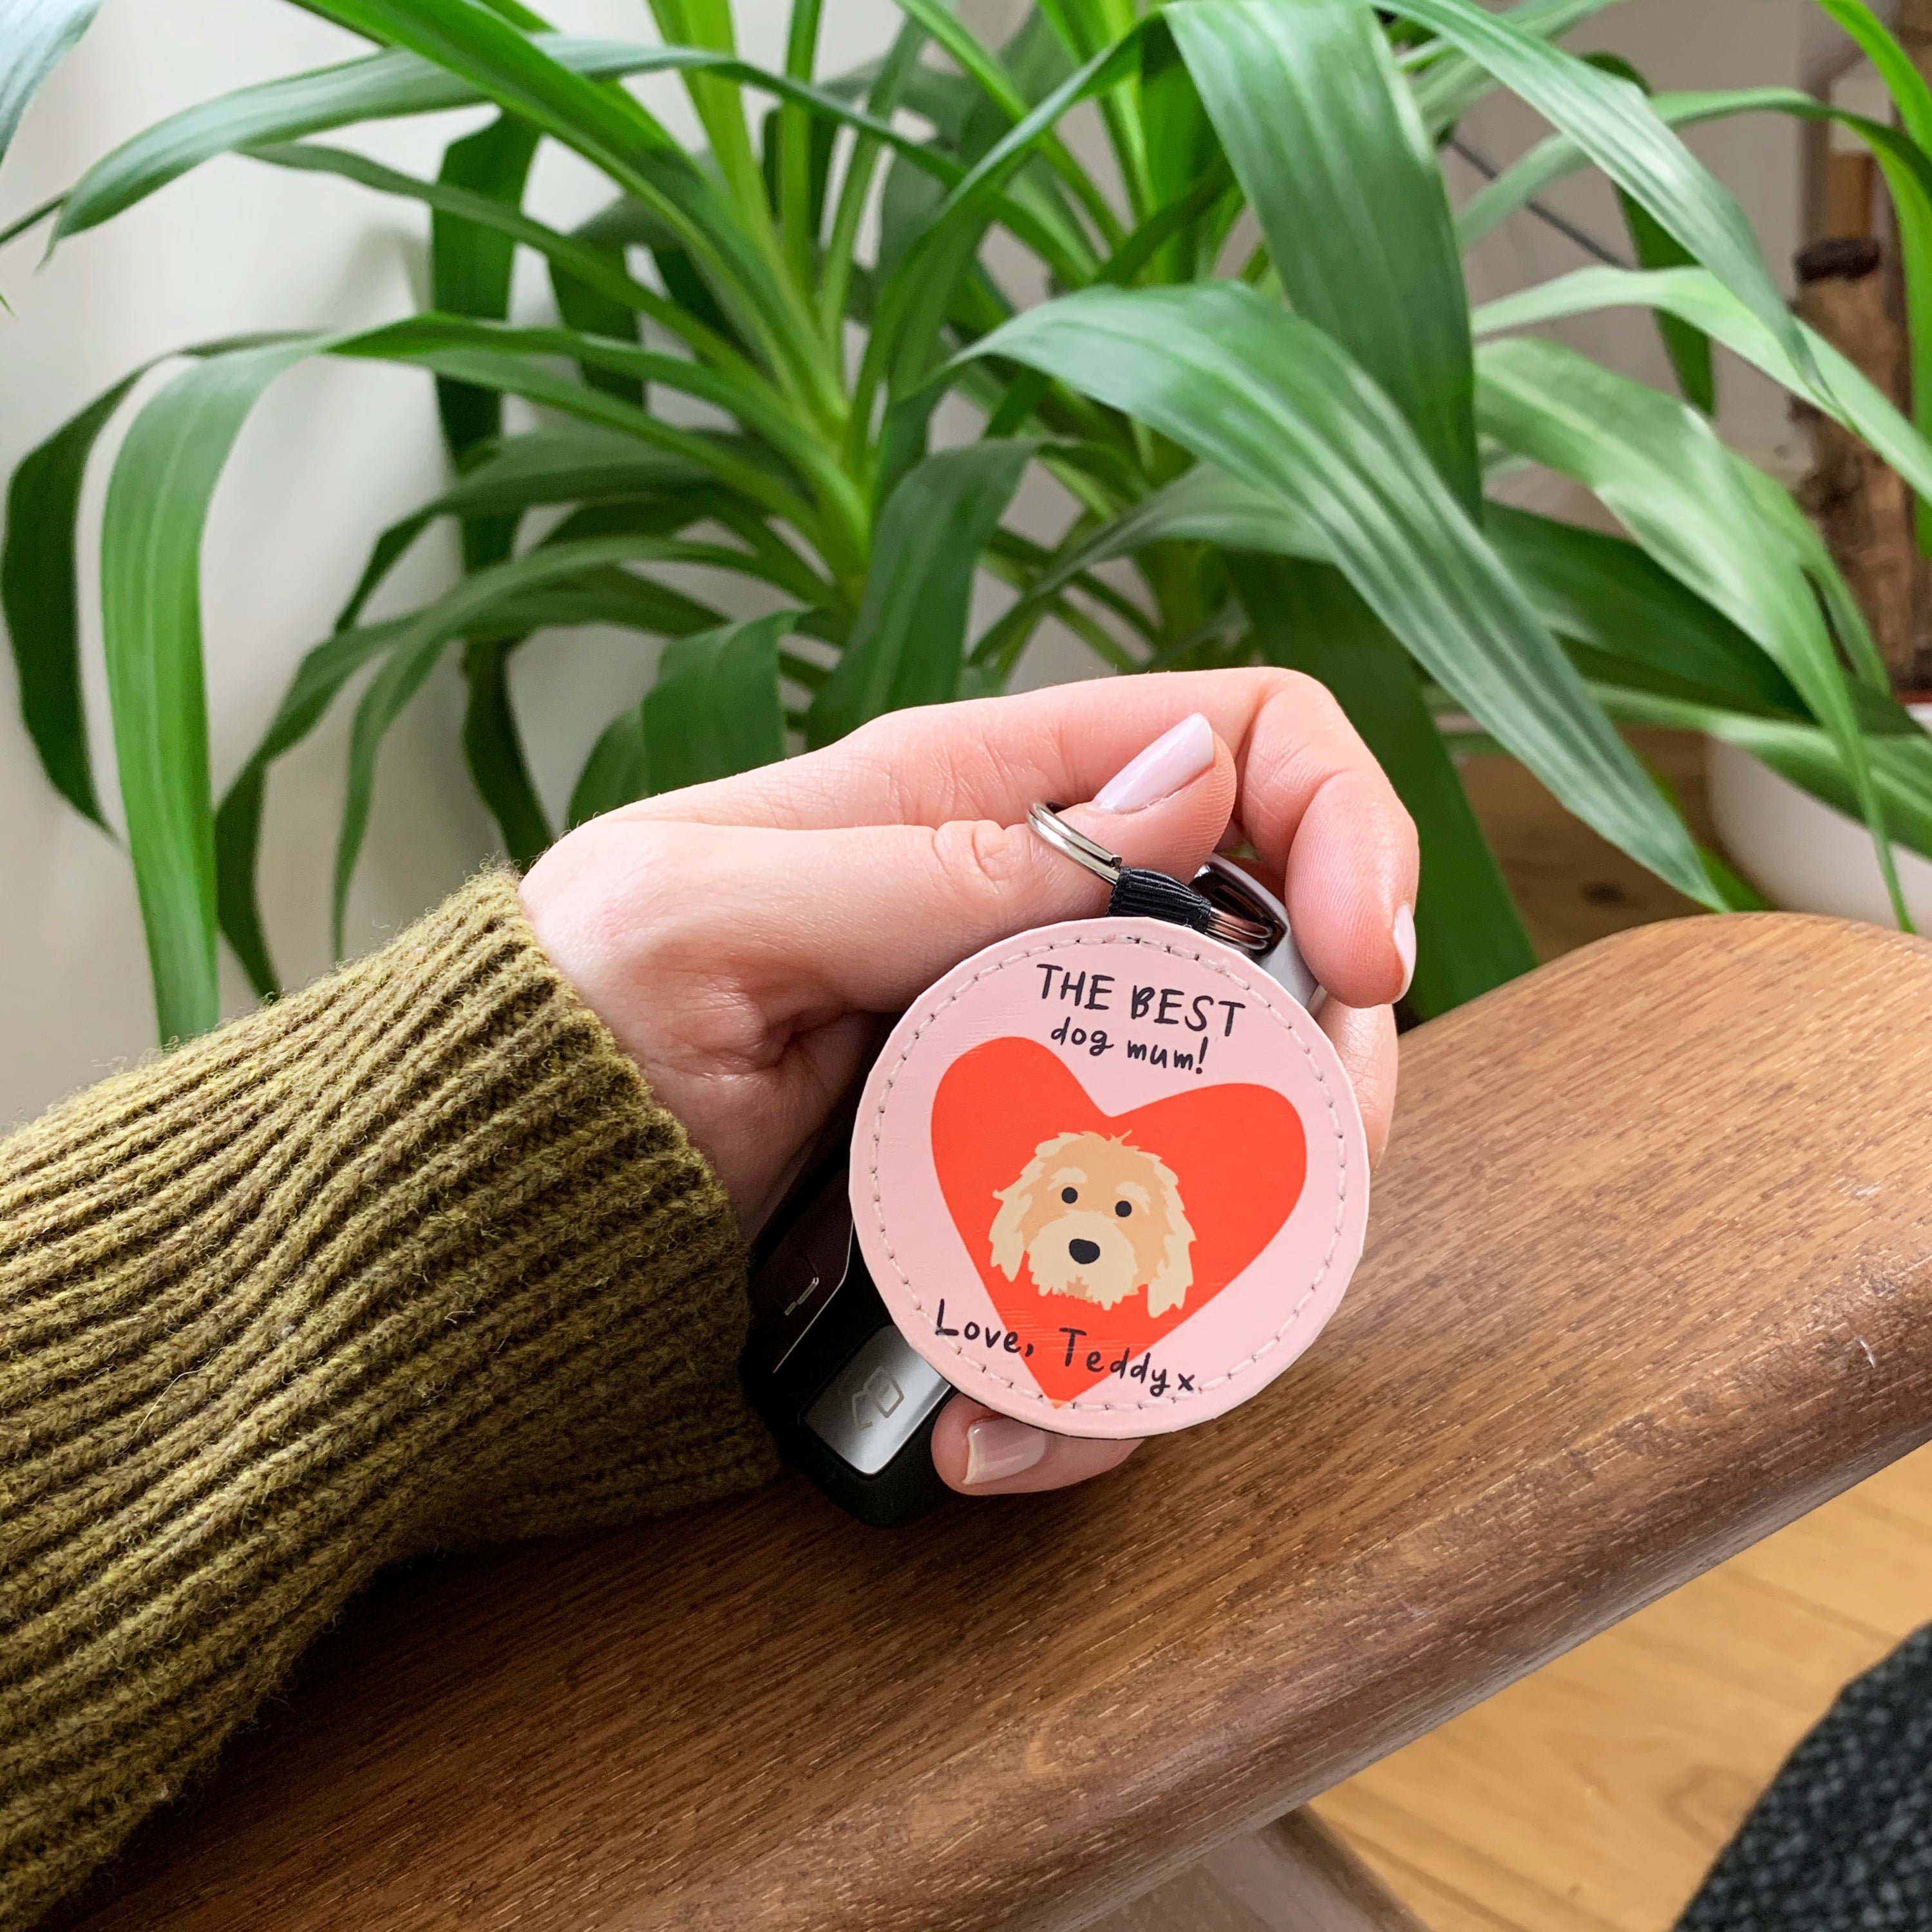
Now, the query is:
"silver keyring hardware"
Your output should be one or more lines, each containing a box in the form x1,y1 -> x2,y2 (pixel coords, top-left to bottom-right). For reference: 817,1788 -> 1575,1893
1026,802 -> 1281,955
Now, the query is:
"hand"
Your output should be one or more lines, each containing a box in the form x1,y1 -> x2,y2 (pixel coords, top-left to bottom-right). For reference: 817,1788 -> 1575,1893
520,669 -> 1417,1499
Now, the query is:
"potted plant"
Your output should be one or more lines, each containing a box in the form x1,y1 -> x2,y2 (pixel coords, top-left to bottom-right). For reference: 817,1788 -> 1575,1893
6,0 -> 1932,1043
1691,2 -> 1932,929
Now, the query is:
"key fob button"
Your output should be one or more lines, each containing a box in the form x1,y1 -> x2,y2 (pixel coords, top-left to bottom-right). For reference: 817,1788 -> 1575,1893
804,1325 -> 951,1475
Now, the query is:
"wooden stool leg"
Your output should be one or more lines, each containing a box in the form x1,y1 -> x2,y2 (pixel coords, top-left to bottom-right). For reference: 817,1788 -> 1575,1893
1085,1808 -> 1430,1931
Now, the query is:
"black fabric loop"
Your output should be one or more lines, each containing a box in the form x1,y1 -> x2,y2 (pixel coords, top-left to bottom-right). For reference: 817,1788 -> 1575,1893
1107,866 -> 1220,934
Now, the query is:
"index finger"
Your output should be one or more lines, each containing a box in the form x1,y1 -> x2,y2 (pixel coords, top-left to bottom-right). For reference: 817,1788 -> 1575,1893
612,668 -> 1419,1007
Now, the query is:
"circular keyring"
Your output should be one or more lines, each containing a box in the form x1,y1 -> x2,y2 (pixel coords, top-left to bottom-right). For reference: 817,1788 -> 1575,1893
1025,802 -> 1123,886
1027,802 -> 1280,956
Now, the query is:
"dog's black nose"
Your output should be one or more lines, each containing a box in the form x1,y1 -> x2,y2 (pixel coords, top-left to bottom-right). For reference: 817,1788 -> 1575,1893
1068,1238 -> 1101,1265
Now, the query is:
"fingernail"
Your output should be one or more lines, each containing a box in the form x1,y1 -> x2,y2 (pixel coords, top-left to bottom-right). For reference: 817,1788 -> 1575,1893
1092,713 -> 1215,813
963,1417 -> 1049,1487
1393,902 -> 1416,1001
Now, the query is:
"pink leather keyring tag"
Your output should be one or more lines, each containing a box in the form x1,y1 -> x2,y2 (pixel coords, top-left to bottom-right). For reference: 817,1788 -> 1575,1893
849,911 -> 1369,1439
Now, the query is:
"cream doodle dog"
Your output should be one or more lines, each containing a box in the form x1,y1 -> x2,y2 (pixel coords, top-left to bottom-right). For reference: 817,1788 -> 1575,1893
989,1131 -> 1195,1317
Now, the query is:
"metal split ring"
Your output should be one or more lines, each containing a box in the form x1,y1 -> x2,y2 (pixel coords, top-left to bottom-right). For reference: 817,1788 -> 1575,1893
1026,802 -> 1283,957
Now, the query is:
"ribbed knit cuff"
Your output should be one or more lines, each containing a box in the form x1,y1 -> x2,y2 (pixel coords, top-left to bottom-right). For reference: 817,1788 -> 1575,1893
0,871 -> 779,1929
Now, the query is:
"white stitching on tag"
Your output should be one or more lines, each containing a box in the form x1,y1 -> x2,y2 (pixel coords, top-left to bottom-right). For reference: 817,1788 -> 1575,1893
858,929 -> 1352,1414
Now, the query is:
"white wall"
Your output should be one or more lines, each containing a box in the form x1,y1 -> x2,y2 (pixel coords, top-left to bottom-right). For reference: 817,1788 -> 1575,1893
0,0 -> 1819,1126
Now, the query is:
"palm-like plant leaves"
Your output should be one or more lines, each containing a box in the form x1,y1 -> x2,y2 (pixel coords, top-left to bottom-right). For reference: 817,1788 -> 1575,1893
572,608 -> 793,822
808,441 -> 1030,744
100,336 -> 325,1040
1172,0 -> 1479,507
967,283 -> 1716,907
8,0 -> 1932,1045
1475,336 -> 1909,924
0,0 -> 106,161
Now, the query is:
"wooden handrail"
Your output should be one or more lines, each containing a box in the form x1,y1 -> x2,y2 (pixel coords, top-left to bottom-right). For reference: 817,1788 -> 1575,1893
74,914 -> 1932,1931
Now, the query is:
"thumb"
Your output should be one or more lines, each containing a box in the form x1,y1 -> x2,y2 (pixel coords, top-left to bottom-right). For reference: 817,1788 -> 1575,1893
721,714 -> 1237,1018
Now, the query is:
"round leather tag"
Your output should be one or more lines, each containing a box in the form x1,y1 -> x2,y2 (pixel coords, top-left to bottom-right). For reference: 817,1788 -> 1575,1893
850,916 -> 1368,1438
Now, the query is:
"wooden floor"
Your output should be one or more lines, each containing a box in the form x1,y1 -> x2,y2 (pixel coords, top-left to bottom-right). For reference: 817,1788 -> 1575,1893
1312,734 -> 1932,1931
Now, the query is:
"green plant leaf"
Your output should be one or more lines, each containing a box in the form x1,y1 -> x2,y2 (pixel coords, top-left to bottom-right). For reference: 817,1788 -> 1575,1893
1233,555 -> 1535,1012
979,457 -> 1806,724
217,549 -> 730,989
1406,0 -> 1620,133
1471,265 -> 1932,536
291,4 -> 822,401
430,113 -> 539,462
1170,0 -> 1478,507
567,607 -> 795,822
422,112 -> 551,873
53,33 -> 1032,254
325,533 -> 737,954
242,139 -> 749,377
645,607 -> 792,790
817,15 -> 928,341
1,370 -> 144,829
1810,0 -> 1932,163
215,615 -> 409,997
579,191 -> 743,350
1728,455 -> 1893,696
963,282 -> 1716,907
644,0 -> 768,227
569,710 -> 649,827
1811,1 -> 1932,520
100,335 -> 325,1041
958,10 -> 1103,278
56,22 -> 853,411
857,24 -> 1148,463
891,0 -> 1124,247
808,440 -> 1031,746
1467,71 -> 1932,549
0,191 -> 62,255
330,314 -> 851,542
333,426 -> 721,631
1038,0 -> 1152,220
1475,334 -> 1908,926
1137,22 -> 1228,283
1600,685 -> 1932,869
1459,87 -> 1782,244
287,4 -> 681,194
460,635 -> 549,867
218,538 -> 731,994
0,0 -> 105,162
971,464 -> 1316,676
0,333 -> 286,846
1577,52 -> 1716,416
776,0 -> 826,285
55,38 -> 637,237
1484,504 -> 1803,717
1387,0 -> 1813,388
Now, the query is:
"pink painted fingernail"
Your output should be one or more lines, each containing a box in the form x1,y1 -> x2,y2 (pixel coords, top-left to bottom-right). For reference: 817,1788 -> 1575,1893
1394,902 -> 1416,1001
1092,713 -> 1215,813
963,1417 -> 1049,1487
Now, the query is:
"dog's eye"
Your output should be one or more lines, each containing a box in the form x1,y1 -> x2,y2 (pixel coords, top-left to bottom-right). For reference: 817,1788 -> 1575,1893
1114,1200 -> 1132,1218
1061,1186 -> 1079,1204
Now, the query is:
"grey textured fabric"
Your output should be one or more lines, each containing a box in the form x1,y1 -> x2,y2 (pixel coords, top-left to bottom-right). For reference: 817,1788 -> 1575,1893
1678,1624 -> 1932,1930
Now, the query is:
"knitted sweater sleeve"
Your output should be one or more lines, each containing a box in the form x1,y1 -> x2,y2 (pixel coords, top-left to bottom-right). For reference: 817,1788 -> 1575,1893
0,872 -> 781,1929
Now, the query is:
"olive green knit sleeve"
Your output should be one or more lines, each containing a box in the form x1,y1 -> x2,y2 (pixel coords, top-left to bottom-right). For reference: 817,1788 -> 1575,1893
0,871 -> 779,1930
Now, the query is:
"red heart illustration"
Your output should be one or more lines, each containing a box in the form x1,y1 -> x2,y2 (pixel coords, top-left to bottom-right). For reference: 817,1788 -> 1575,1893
929,1037 -> 1306,1403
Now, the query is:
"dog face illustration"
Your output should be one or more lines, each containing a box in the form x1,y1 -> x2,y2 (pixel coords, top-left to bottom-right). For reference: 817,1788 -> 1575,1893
988,1130 -> 1195,1318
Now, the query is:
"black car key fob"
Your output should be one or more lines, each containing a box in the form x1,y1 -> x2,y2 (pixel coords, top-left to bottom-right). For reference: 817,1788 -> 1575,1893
740,1136 -> 953,1527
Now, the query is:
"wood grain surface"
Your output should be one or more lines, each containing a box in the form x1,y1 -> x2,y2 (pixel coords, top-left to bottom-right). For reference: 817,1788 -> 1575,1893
72,913 -> 1932,1932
